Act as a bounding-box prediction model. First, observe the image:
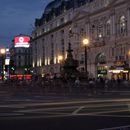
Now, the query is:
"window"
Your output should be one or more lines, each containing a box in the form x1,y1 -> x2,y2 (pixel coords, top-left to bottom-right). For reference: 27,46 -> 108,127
80,54 -> 84,64
50,42 -> 54,64
42,39 -> 45,66
61,39 -> 65,57
98,25 -> 103,38
42,28 -> 45,33
61,30 -> 64,37
35,42 -> 37,54
119,16 -> 127,35
18,50 -> 21,53
19,61 -> 21,67
106,19 -> 111,36
112,48 -> 114,57
90,24 -> 97,39
60,18 -> 64,24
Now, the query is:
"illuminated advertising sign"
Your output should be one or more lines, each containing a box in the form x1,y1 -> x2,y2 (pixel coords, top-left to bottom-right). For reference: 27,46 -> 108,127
14,36 -> 30,48
5,59 -> 10,65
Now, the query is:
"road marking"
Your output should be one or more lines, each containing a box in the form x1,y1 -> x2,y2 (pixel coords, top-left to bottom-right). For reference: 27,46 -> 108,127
1,101 -> 128,111
0,105 -> 25,109
14,103 -> 126,113
1,98 -> 130,108
15,106 -> 77,113
29,111 -> 70,115
94,114 -> 130,118
72,106 -> 85,115
99,125 -> 130,130
76,109 -> 129,116
0,114 -> 75,120
0,113 -> 24,117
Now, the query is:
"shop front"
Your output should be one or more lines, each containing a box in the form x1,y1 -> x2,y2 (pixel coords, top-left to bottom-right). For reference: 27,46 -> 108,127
109,61 -> 129,80
97,66 -> 108,78
95,53 -> 107,78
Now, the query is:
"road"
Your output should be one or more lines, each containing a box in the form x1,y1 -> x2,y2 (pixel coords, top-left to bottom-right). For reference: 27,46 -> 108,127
0,97 -> 130,130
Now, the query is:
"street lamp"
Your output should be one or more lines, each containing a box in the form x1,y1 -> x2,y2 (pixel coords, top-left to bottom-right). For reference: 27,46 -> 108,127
1,49 -> 6,54
83,38 -> 89,79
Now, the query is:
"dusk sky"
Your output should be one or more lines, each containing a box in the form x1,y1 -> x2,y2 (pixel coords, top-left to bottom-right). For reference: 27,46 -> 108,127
0,0 -> 51,47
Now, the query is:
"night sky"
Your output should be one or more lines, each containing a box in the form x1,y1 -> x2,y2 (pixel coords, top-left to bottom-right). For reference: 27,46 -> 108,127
0,0 -> 51,47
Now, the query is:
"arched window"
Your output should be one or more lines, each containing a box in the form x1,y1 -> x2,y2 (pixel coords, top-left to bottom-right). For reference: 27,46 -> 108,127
98,24 -> 103,39
119,16 -> 127,34
106,19 -> 111,36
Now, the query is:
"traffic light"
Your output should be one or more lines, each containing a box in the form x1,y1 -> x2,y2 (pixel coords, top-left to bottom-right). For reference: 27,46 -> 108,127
24,68 -> 30,74
11,67 -> 15,70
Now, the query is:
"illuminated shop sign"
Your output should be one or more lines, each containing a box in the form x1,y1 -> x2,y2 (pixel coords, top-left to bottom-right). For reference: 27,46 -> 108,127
5,59 -> 10,65
97,66 -> 107,75
14,36 -> 30,48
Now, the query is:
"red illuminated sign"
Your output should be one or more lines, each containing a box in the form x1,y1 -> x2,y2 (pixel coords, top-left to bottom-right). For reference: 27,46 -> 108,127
14,36 -> 30,48
10,75 -> 32,80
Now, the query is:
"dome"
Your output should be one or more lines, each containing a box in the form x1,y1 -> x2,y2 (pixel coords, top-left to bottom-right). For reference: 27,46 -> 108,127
44,0 -> 63,14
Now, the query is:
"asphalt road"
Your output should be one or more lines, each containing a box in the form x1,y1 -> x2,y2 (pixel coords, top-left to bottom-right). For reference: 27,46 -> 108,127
0,98 -> 130,130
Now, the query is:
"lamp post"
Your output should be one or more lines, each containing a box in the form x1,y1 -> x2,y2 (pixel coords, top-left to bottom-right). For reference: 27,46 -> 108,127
0,48 -> 6,80
83,38 -> 89,79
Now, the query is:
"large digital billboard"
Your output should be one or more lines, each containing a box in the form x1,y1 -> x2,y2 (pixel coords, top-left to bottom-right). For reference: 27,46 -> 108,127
14,36 -> 30,48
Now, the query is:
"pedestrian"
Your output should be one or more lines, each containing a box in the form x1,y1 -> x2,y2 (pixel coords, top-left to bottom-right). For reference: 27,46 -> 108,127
105,78 -> 109,91
89,78 -> 95,94
75,77 -> 80,87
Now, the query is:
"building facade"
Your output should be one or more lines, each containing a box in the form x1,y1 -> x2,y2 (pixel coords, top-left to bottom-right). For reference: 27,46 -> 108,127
10,40 -> 32,75
31,0 -> 130,80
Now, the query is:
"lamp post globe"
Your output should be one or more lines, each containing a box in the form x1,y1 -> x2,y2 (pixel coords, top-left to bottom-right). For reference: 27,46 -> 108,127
0,49 -> 6,54
83,38 -> 89,46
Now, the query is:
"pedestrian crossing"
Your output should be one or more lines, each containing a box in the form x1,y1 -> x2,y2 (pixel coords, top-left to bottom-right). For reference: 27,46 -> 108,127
0,98 -> 130,119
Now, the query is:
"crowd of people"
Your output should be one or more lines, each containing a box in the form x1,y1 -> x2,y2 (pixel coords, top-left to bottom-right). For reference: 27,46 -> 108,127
0,75 -> 130,96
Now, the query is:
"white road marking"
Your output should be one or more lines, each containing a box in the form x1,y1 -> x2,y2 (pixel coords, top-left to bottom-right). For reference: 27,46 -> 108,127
0,105 -> 25,109
0,98 -> 130,120
99,125 -> 130,130
76,109 -> 129,116
15,103 -> 126,113
72,106 -> 85,115
1,98 -> 130,108
0,114 -> 75,120
0,113 -> 24,117
15,106 -> 78,113
93,114 -> 130,118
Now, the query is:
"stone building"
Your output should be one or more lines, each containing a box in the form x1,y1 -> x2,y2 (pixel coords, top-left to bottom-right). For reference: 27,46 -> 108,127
31,0 -> 130,80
